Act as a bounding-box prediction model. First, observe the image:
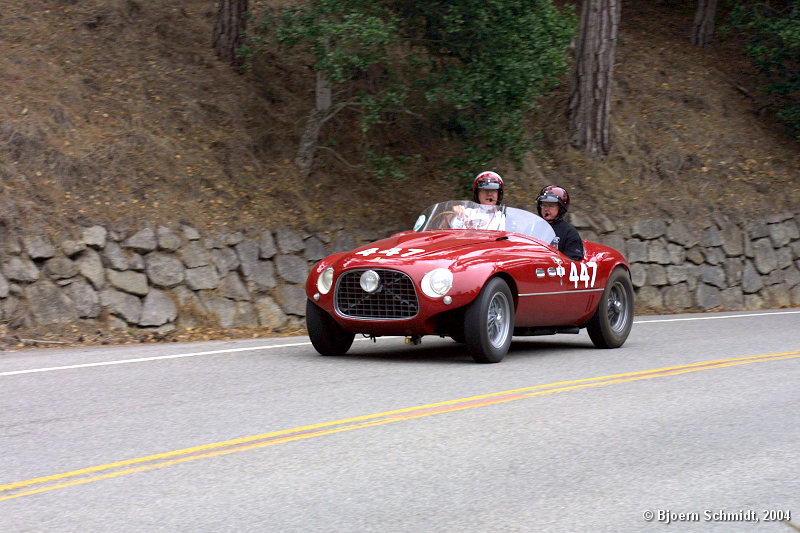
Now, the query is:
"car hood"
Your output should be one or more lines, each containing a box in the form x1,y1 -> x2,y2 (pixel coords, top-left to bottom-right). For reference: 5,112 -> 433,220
337,230 -> 532,269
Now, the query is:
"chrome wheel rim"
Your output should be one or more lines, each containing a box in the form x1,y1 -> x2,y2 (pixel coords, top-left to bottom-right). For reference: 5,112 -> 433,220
607,281 -> 631,333
487,292 -> 511,349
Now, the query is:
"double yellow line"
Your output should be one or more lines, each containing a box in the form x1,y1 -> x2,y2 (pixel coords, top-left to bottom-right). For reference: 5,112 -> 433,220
2,350 -> 798,502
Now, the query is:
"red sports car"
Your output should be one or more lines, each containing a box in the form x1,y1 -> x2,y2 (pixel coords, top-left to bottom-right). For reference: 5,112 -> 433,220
306,201 -> 634,363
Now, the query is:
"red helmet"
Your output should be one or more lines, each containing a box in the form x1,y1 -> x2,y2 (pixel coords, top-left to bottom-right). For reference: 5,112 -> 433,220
472,171 -> 504,204
537,185 -> 570,218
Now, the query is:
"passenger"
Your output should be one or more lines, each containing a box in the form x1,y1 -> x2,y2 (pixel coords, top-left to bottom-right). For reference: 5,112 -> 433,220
537,185 -> 584,260
452,171 -> 506,230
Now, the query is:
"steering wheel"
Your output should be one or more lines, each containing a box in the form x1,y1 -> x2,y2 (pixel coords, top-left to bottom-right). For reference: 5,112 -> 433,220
429,210 -> 456,229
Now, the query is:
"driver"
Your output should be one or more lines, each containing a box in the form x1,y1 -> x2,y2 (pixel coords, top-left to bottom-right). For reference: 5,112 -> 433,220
451,171 -> 506,230
537,185 -> 584,260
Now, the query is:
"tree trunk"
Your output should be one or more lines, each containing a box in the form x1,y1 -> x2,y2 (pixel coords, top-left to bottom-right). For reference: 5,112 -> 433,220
568,0 -> 621,159
690,0 -> 718,48
213,0 -> 248,66
295,70 -> 333,175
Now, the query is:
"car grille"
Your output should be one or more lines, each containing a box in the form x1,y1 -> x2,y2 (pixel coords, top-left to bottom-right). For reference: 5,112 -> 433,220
335,269 -> 419,319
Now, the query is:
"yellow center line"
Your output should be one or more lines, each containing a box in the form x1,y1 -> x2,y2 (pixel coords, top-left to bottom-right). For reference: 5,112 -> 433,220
2,350 -> 798,501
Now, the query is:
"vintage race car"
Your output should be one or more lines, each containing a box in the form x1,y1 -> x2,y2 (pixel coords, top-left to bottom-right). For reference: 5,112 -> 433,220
305,200 -> 634,363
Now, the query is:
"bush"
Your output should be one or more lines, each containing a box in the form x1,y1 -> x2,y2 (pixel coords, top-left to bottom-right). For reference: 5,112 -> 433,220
729,1 -> 800,141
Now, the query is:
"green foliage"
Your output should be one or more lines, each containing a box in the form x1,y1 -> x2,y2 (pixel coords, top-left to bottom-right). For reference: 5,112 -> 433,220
729,1 -> 800,140
276,0 -> 400,84
258,0 -> 575,181
397,0 -> 576,174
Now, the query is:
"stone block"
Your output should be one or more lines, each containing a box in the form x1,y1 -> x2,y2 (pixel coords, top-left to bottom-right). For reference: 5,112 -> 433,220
82,225 -> 107,248
180,240 -> 211,268
741,260 -> 763,294
255,296 -> 288,329
157,226 -> 182,251
635,286 -> 663,311
751,238 -> 778,274
259,230 -> 277,259
695,283 -> 722,310
647,239 -> 671,265
626,239 -> 648,264
64,280 -> 100,318
221,272 -> 250,301
3,257 -> 40,282
24,280 -> 78,325
276,255 -> 308,284
145,252 -> 185,288
666,220 -> 698,247
124,228 -> 157,253
275,227 -> 305,254
212,247 -> 240,276
107,269 -> 149,296
278,284 -> 307,316
246,261 -> 277,293
185,266 -> 220,290
76,248 -> 105,289
139,289 -> 178,327
663,283 -> 692,310
22,235 -> 54,260
99,288 -> 142,324
631,219 -> 667,240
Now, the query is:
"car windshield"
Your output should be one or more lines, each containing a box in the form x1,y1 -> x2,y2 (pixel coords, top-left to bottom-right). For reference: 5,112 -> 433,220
413,201 -> 556,243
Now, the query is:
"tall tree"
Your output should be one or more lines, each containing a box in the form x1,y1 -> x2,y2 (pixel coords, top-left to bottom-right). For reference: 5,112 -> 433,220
691,0 -> 718,48
568,0 -> 621,158
213,0 -> 248,66
274,0 -> 574,179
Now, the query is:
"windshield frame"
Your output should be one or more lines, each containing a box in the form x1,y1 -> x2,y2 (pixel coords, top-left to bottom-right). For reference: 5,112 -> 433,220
413,201 -> 556,244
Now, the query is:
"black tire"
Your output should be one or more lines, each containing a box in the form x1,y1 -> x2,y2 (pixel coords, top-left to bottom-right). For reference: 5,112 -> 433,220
464,277 -> 514,363
306,300 -> 355,356
587,267 -> 634,349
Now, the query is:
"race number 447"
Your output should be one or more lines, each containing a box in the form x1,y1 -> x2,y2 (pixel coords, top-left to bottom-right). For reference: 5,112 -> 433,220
569,261 -> 597,289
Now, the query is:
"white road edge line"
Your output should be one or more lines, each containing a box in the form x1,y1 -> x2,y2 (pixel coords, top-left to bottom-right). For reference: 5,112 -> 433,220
2,310 -> 798,377
633,309 -> 800,324
0,340 -> 345,377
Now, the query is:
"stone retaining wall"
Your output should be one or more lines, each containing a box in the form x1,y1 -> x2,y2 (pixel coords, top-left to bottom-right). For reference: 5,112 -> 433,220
572,210 -> 800,311
1,211 -> 799,332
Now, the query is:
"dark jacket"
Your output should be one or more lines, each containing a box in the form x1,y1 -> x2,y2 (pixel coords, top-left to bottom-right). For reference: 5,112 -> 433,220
550,219 -> 584,261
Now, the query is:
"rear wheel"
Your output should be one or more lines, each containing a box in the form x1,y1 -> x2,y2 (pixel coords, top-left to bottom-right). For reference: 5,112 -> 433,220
306,300 -> 355,356
464,278 -> 514,363
587,267 -> 634,348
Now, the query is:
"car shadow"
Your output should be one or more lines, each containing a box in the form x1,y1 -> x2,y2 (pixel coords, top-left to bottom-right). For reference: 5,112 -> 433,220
313,335 -> 596,365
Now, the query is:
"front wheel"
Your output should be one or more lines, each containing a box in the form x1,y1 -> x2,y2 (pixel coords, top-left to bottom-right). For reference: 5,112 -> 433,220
587,267 -> 634,348
464,277 -> 514,363
306,300 -> 355,356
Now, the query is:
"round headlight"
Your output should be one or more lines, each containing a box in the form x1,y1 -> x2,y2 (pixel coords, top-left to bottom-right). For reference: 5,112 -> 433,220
317,267 -> 334,294
421,268 -> 453,298
360,270 -> 381,293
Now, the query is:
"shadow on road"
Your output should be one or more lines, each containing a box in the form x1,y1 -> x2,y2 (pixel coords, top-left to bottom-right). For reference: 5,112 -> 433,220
307,335 -> 596,365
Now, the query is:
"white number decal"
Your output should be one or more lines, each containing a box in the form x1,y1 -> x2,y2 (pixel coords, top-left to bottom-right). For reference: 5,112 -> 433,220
569,262 -> 579,287
356,247 -> 426,257
378,248 -> 403,256
570,261 -> 598,289
587,261 -> 597,287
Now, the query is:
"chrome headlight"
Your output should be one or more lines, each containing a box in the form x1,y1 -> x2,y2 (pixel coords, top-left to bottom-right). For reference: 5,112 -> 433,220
421,268 -> 453,298
317,267 -> 334,294
359,270 -> 380,293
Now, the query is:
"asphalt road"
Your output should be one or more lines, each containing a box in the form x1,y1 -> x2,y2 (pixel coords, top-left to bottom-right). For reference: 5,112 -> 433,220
1,309 -> 798,532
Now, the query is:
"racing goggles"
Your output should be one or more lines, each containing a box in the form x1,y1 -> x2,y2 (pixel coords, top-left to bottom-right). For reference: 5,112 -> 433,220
476,178 -> 502,190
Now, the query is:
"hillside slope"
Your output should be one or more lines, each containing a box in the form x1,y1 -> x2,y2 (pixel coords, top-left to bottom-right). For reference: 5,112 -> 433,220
2,1 -> 799,234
